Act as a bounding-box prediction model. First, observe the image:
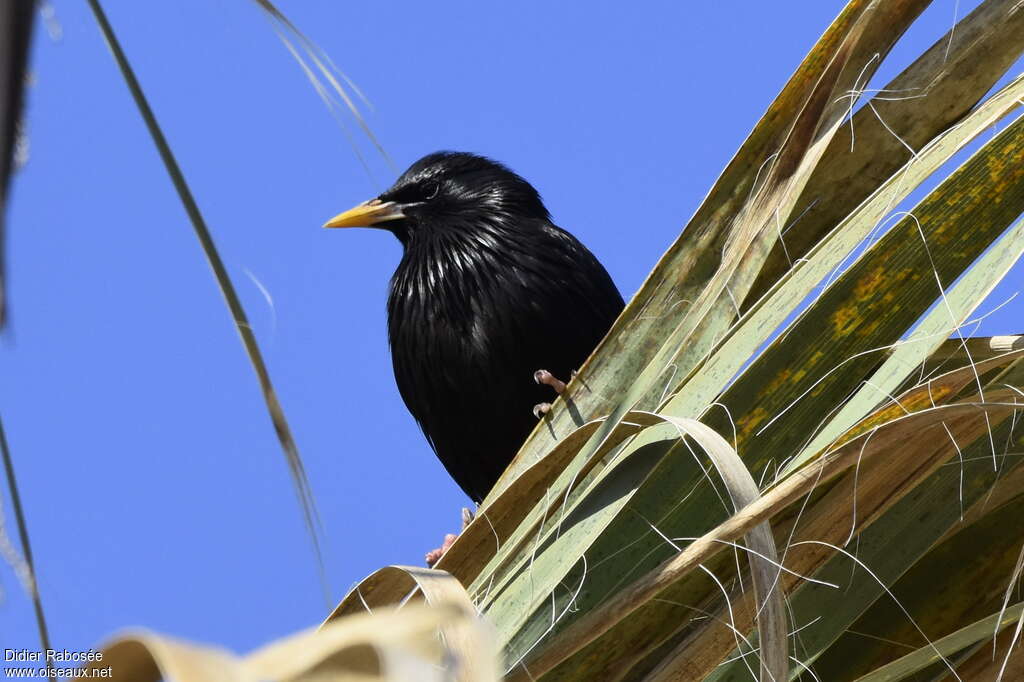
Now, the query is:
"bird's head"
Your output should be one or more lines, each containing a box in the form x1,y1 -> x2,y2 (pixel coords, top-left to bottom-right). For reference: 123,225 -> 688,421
323,151 -> 550,245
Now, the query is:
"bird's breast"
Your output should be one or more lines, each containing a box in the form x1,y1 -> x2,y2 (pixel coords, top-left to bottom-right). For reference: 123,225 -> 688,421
388,245 -> 529,360
381,222 -> 624,502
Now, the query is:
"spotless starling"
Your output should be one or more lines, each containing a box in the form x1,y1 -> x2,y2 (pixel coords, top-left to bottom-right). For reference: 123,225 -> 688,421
324,151 -> 624,519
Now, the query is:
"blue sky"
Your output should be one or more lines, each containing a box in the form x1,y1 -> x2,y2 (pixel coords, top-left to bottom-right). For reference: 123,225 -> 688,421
2,0 -> 1021,657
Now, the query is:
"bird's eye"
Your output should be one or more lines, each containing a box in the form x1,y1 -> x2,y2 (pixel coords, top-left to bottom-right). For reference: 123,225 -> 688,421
422,182 -> 440,200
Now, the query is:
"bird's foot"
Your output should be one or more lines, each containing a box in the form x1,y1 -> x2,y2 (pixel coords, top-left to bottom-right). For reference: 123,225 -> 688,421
425,535 -> 457,567
533,369 -> 574,418
534,369 -> 567,394
425,507 -> 475,567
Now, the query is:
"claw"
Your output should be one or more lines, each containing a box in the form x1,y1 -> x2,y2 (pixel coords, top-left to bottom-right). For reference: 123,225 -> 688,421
426,533 -> 458,567
533,402 -> 552,419
425,508 -> 476,567
534,369 -> 567,394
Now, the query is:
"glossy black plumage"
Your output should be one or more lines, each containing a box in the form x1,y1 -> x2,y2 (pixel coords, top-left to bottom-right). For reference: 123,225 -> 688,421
341,152 -> 623,503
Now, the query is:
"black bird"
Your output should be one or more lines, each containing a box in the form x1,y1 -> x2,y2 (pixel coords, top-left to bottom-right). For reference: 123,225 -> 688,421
324,152 -> 623,513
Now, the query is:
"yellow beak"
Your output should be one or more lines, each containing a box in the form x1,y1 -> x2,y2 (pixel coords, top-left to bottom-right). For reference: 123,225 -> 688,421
322,199 -> 406,228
